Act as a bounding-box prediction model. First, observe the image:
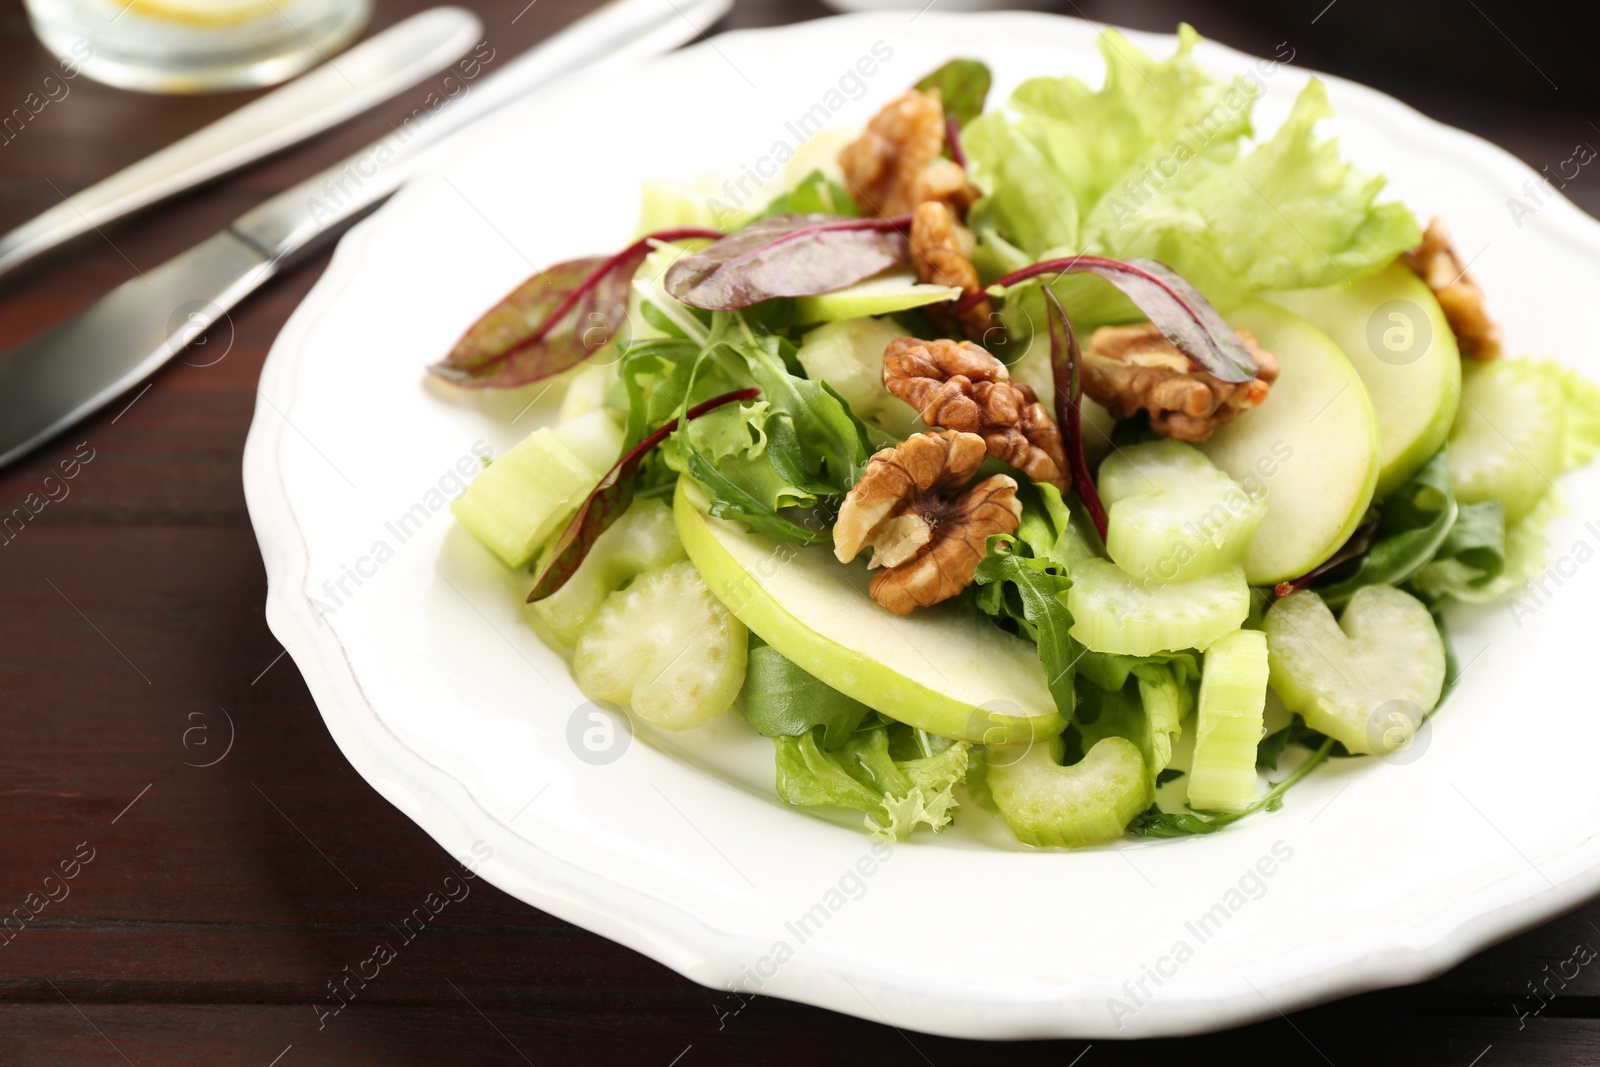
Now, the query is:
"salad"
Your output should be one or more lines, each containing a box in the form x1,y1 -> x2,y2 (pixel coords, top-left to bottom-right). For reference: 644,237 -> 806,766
429,28 -> 1600,847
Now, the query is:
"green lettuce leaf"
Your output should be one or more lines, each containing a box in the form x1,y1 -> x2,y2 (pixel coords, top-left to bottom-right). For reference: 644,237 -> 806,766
774,727 -> 971,840
965,27 -> 1420,324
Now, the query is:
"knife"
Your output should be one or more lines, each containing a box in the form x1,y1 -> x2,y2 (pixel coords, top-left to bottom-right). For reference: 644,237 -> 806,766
0,0 -> 732,470
0,6 -> 485,282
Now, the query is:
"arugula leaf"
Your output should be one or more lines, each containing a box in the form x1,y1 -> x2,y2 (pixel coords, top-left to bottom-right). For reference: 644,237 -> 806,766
1299,448 -> 1458,606
674,316 -> 870,545
1130,736 -> 1337,837
1256,713 -> 1331,771
740,636 -> 870,750
1408,500 -> 1507,601
756,170 -> 858,220
972,536 -> 1080,720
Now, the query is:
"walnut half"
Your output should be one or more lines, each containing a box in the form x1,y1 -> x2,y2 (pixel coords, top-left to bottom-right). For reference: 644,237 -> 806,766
1082,324 -> 1280,444
882,335 -> 1068,490
834,430 -> 1021,616
1404,217 -> 1502,361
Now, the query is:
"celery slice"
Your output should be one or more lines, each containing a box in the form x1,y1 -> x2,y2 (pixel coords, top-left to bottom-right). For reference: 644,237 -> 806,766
451,413 -> 622,569
1450,359 -> 1565,523
1264,585 -> 1445,755
1187,629 -> 1269,813
1099,440 -> 1266,583
985,736 -> 1151,848
530,497 -> 685,644
1066,559 -> 1249,656
794,316 -> 912,426
572,560 -> 747,730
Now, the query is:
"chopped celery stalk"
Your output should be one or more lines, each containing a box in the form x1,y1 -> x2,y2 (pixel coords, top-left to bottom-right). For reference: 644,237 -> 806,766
1187,629 -> 1269,813
794,316 -> 909,422
572,560 -> 748,730
451,417 -> 619,569
556,362 -> 621,423
552,409 -> 624,473
1264,585 -> 1445,755
634,179 -> 719,236
530,497 -> 685,644
1450,359 -> 1565,522
1066,559 -> 1249,656
1098,440 -> 1267,583
791,267 -> 960,323
986,736 -> 1151,848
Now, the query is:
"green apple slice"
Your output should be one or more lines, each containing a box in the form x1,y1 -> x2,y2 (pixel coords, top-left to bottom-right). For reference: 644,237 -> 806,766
791,268 -> 960,324
673,481 -> 1063,744
1200,300 -> 1380,587
1267,261 -> 1461,496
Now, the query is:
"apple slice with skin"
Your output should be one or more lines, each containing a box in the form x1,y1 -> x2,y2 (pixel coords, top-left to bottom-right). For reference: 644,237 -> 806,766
674,481 -> 1064,744
1267,261 -> 1461,497
1199,300 -> 1380,587
791,267 -> 960,324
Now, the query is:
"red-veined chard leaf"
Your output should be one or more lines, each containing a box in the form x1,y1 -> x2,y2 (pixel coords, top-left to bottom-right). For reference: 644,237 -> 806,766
527,387 -> 759,602
430,227 -> 719,390
1043,287 -> 1108,542
663,213 -> 912,311
961,256 -> 1259,384
914,58 -> 992,130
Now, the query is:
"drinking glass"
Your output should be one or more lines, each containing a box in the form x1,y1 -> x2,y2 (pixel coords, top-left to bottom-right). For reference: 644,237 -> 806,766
24,0 -> 371,94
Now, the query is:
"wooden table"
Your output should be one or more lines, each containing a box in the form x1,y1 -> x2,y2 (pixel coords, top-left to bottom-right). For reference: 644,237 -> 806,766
2,0 -> 1596,1062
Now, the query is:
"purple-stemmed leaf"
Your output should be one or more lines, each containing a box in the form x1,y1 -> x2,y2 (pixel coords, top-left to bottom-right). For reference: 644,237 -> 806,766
664,213 -> 912,311
960,255 -> 1259,384
430,227 -> 719,390
946,117 -> 969,170
527,387 -> 761,602
1043,287 -> 1108,543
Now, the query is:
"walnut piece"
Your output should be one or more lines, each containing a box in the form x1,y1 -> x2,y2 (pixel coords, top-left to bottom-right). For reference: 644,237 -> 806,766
834,430 -> 1021,616
1404,217 -> 1502,361
838,89 -> 946,218
840,86 -> 988,342
882,335 -> 1068,490
910,201 -> 992,342
1082,324 -> 1281,444
839,90 -> 982,221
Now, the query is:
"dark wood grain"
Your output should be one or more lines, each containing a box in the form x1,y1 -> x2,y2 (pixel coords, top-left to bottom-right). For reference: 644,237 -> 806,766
2,0 -> 1600,1063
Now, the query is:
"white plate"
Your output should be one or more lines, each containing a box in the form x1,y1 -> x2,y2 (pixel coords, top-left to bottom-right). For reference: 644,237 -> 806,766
243,12 -> 1600,1039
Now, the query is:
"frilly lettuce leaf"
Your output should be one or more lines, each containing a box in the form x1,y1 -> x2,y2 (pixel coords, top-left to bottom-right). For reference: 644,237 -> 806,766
965,27 -> 1420,325
774,727 -> 971,840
